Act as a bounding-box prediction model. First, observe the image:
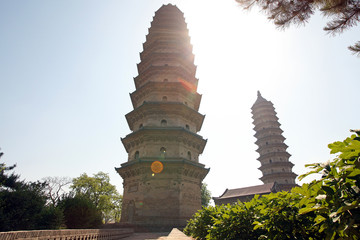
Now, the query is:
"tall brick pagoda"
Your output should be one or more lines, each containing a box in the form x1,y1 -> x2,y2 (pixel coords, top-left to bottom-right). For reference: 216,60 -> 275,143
251,91 -> 297,191
116,4 -> 209,228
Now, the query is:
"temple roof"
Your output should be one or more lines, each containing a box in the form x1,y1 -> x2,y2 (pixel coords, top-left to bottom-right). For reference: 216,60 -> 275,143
216,182 -> 277,199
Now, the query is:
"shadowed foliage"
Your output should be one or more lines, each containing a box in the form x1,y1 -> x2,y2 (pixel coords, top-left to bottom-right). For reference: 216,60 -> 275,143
0,152 -> 63,231
58,194 -> 102,229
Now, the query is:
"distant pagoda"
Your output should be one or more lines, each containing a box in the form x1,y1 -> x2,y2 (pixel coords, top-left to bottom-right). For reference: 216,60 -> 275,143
251,91 -> 297,191
116,4 -> 209,229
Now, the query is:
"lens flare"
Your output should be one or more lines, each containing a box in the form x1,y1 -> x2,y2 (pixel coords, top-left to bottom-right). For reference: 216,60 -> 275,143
178,77 -> 196,93
151,161 -> 164,174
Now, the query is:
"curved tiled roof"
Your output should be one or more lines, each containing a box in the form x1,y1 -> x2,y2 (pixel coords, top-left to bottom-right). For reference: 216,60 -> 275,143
217,182 -> 277,199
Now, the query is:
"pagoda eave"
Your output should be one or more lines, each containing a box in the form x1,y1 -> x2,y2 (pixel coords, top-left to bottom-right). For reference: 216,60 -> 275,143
121,127 -> 207,153
130,81 -> 201,110
258,162 -> 294,171
125,102 -> 205,131
133,65 -> 198,89
257,152 -> 291,161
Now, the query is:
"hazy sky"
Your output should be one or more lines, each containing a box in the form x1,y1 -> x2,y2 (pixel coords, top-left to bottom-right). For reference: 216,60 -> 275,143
1,0 -> 359,199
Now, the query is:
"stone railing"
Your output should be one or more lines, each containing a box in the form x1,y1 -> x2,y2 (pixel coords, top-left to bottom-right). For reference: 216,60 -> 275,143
0,228 -> 133,240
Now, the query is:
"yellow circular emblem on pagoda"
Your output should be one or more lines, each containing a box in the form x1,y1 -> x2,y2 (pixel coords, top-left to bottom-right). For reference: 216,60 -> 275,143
151,161 -> 164,174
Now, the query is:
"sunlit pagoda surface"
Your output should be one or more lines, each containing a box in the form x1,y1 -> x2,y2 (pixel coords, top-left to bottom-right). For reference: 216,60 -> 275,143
252,91 -> 297,191
214,92 -> 297,205
116,4 -> 209,229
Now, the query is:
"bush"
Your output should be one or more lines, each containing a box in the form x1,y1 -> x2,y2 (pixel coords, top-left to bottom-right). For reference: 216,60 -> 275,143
37,205 -> 64,229
207,200 -> 263,240
184,132 -> 360,240
184,206 -> 217,239
185,192 -> 324,240
58,195 -> 102,229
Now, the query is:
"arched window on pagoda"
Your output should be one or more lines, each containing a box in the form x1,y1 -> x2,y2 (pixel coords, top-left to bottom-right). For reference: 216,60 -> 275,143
187,151 -> 191,160
135,151 -> 139,160
160,147 -> 166,158
161,119 -> 167,126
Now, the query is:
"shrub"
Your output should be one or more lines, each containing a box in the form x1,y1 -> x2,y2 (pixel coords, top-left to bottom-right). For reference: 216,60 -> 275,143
184,132 -> 360,240
58,195 -> 102,229
207,200 -> 263,240
184,206 -> 218,239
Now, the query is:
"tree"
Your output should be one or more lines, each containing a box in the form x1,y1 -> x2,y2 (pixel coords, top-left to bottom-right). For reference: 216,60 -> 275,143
0,174 -> 63,231
71,172 -> 122,223
201,183 -> 212,207
0,151 -> 63,231
0,181 -> 47,231
236,0 -> 360,56
58,194 -> 102,229
42,176 -> 72,205
112,193 -> 123,223
0,151 -> 21,190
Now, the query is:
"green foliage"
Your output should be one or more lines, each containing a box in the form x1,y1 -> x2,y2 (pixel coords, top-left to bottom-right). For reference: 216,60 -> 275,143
201,183 -> 212,207
1,151 -> 120,230
184,206 -> 217,239
37,205 -> 64,230
185,132 -> 360,240
112,193 -> 123,223
298,133 -> 360,239
58,194 -> 102,229
71,172 -> 122,223
207,200 -> 263,240
0,153 -> 22,190
0,156 -> 64,231
236,0 -> 360,56
0,180 -> 64,231
185,191 -> 324,240
0,182 -> 47,231
254,190 -> 324,240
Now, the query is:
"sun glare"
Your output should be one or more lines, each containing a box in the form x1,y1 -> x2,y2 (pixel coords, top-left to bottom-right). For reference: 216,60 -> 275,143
179,0 -> 296,99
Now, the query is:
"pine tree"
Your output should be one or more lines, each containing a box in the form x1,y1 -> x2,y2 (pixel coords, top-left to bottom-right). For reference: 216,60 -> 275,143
237,0 -> 360,56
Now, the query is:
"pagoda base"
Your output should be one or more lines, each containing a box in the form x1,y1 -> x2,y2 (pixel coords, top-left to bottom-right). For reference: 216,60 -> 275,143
116,159 -> 209,228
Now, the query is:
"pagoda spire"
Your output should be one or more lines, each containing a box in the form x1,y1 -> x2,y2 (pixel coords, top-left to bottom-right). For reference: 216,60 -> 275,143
116,4 -> 209,229
251,92 -> 297,191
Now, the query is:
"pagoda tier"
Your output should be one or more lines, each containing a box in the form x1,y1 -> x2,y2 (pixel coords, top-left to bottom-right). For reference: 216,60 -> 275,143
121,127 -> 207,162
140,40 -> 194,62
130,82 -> 201,110
125,102 -> 205,132
136,54 -> 196,77
251,91 -> 297,189
116,4 -> 208,229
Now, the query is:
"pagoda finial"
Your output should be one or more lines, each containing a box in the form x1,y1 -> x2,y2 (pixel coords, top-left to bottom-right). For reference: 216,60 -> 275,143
257,91 -> 261,97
